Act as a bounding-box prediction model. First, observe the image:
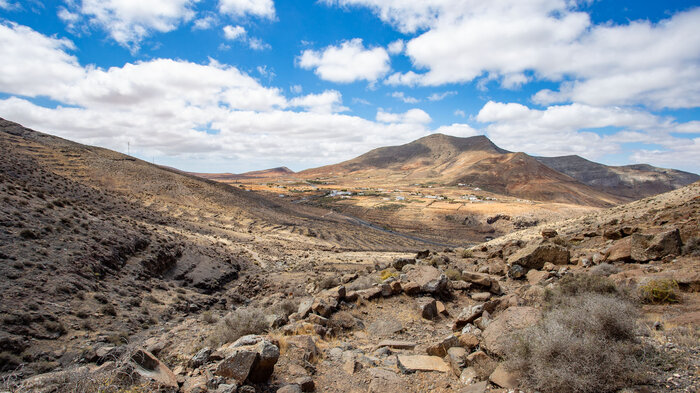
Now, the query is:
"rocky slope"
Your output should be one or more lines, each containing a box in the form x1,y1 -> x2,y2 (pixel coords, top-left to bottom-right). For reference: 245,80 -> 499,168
536,154 -> 699,199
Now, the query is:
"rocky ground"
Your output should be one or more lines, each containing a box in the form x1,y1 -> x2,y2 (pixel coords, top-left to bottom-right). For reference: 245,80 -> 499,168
1,118 -> 698,393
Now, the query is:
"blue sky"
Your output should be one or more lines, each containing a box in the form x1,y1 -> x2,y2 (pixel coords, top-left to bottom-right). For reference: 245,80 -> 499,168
1,0 -> 699,173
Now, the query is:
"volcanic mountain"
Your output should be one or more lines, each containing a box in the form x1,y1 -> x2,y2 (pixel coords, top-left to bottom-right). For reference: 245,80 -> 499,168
299,133 -> 697,206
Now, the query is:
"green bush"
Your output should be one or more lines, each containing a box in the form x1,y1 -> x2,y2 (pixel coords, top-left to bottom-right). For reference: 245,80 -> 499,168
639,279 -> 680,304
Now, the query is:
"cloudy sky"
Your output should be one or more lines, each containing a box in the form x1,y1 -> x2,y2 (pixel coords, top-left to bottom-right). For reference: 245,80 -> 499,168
1,0 -> 699,173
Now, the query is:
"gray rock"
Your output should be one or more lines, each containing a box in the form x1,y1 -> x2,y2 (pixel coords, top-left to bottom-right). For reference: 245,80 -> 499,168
447,347 -> 467,376
297,298 -> 314,318
189,347 -> 212,368
506,242 -> 570,269
416,297 -> 438,320
276,384 -> 302,393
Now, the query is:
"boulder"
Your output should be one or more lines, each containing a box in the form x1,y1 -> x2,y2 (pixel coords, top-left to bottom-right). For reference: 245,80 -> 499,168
215,338 -> 280,384
368,319 -> 404,336
128,348 -> 178,389
606,237 -> 632,262
489,363 -> 519,389
436,300 -> 448,316
215,384 -> 238,393
471,292 -> 491,301
459,367 -> 478,385
416,297 -> 438,320
541,228 -> 558,238
397,355 -> 451,373
356,286 -> 382,300
461,272 -> 502,295
631,229 -> 682,262
506,243 -> 570,269
285,335 -> 320,362
322,285 -> 346,301
311,297 -> 335,318
404,265 -> 439,289
508,264 -> 526,279
481,306 -> 541,358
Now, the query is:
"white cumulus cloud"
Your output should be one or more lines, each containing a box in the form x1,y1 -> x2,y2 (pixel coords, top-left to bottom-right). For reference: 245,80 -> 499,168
218,0 -> 275,19
298,38 -> 390,83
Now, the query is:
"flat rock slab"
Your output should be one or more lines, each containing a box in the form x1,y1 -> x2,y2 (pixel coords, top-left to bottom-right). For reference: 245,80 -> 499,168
376,340 -> 417,350
397,355 -> 450,373
368,319 -> 404,336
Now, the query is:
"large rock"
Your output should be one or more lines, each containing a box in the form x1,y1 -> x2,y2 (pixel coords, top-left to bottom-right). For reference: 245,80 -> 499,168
481,306 -> 541,358
447,347 -> 467,376
606,237 -> 632,262
404,265 -> 448,294
285,335 -> 320,362
215,338 -> 280,384
461,272 -> 502,294
129,348 -> 178,389
311,297 -> 336,318
376,340 -> 416,350
506,243 -> 570,269
182,375 -> 208,393
465,351 -> 496,379
397,355 -> 451,373
297,298 -> 313,318
631,229 -> 682,262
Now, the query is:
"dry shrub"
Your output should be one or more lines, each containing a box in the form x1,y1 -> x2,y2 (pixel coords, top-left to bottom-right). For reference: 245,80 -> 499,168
590,263 -> 620,277
444,268 -> 462,281
508,277 -> 648,393
545,273 -> 625,306
208,307 -> 267,347
461,249 -> 473,258
639,279 -> 680,304
201,311 -> 217,324
269,298 -> 299,318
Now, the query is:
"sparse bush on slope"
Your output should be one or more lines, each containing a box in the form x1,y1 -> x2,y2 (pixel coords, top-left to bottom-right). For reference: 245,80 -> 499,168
508,274 -> 650,393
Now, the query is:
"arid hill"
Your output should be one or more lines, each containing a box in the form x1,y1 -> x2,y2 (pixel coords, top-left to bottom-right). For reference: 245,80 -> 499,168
535,154 -> 699,199
193,167 -> 296,181
298,133 -> 696,206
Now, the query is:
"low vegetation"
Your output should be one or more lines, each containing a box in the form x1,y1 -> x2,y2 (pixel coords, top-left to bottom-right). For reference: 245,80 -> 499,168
639,279 -> 681,304
508,274 -> 650,393
208,307 -> 268,347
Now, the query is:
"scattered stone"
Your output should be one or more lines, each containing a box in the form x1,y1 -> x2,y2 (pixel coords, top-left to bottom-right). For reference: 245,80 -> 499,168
311,298 -> 334,318
402,281 -> 421,295
508,264 -> 526,279
368,368 -> 402,392
380,283 -> 392,297
416,297 -> 438,320
426,335 -> 459,357
459,381 -> 488,393
277,384 -> 302,393
376,340 -> 417,350
295,376 -> 315,392
397,355 -> 451,373
436,300 -> 448,316
451,280 -> 471,291
307,314 -> 328,326
285,335 -> 320,362
447,347 -> 467,376
215,350 -> 258,383
461,272 -> 502,294
466,351 -> 496,379
389,280 -> 402,294
216,384 -> 238,393
541,228 -> 558,238
458,333 -> 480,350
189,347 -> 212,368
297,298 -> 313,318
182,375 -> 208,393
506,242 -> 570,269
489,363 -> 519,389
526,269 -> 550,285
481,307 -> 541,358
356,286 -> 382,300
453,305 -> 483,331
129,348 -> 178,389
459,367 -> 478,385
393,258 -> 416,270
